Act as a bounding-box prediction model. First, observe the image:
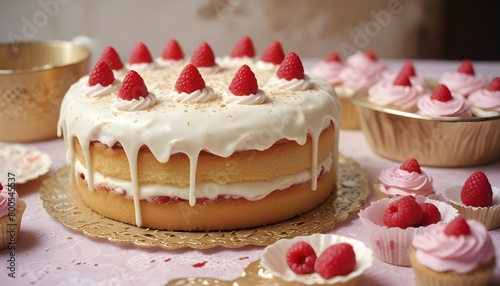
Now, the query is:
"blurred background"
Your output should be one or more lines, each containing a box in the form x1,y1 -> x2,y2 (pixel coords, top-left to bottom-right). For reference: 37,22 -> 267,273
1,0 -> 499,65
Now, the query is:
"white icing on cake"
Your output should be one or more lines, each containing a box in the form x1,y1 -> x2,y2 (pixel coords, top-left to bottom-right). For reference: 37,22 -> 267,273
58,64 -> 340,227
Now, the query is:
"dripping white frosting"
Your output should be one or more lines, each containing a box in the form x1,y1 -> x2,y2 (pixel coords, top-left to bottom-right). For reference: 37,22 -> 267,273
57,65 -> 340,227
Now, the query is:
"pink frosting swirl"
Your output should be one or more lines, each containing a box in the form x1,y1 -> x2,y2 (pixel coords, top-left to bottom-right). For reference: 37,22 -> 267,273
378,167 -> 433,197
310,61 -> 345,85
0,183 -> 19,217
412,219 -> 495,273
417,94 -> 472,117
468,89 -> 500,117
383,72 -> 428,93
368,81 -> 427,109
440,72 -> 485,96
338,51 -> 386,90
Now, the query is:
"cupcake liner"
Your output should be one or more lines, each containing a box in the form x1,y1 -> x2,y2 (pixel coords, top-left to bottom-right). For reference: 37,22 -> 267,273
442,185 -> 500,230
410,249 -> 495,286
260,233 -> 373,285
358,196 -> 458,267
339,96 -> 361,130
0,200 -> 26,250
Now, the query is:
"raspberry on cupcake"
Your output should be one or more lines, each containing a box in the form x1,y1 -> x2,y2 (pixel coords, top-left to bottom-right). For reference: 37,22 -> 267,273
442,171 -> 500,230
374,158 -> 434,199
417,84 -> 472,117
358,195 -> 458,266
410,216 -> 496,286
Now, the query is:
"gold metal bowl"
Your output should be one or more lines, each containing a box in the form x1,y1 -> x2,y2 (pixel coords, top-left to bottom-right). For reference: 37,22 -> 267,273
351,91 -> 500,167
0,41 -> 90,142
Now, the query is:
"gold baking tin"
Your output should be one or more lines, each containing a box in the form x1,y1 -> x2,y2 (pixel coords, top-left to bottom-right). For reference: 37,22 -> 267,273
0,41 -> 90,142
351,91 -> 500,167
40,155 -> 370,249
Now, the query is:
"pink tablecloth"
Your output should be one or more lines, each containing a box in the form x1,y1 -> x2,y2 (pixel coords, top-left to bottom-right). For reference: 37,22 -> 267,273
2,60 -> 500,286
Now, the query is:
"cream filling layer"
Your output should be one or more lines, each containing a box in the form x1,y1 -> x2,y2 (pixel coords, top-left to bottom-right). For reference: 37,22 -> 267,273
75,153 -> 334,201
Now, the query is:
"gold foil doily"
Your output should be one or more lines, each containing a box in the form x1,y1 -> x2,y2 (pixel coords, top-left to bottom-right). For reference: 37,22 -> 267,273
167,260 -> 297,285
40,155 -> 370,249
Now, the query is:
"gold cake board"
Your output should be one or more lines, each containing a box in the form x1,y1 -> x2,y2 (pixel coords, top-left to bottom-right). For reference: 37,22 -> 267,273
40,155 -> 370,249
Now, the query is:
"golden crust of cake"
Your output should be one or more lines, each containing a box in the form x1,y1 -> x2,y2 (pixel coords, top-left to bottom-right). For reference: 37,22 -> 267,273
73,125 -> 335,186
73,168 -> 336,231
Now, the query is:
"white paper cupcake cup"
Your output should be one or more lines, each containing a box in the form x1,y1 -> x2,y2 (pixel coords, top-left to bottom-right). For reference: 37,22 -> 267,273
260,233 -> 373,285
358,196 -> 458,267
442,185 -> 500,230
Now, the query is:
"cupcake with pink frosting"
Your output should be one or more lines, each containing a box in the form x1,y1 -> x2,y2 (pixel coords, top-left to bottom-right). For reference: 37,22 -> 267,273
374,158 -> 434,199
338,50 -> 387,95
1,182 -> 27,250
382,61 -> 429,93
417,84 -> 472,117
439,60 -> 485,97
467,77 -> 500,117
335,50 -> 386,129
410,216 -> 496,286
310,52 -> 345,86
369,66 -> 429,111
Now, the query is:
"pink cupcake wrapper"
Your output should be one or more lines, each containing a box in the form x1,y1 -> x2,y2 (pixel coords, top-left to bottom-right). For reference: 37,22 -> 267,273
358,196 -> 458,266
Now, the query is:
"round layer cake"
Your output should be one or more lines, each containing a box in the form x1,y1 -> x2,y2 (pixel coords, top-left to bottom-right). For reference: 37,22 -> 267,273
57,41 -> 340,231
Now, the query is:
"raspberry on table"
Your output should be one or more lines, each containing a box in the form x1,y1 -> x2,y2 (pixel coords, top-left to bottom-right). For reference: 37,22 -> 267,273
286,241 -> 317,274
